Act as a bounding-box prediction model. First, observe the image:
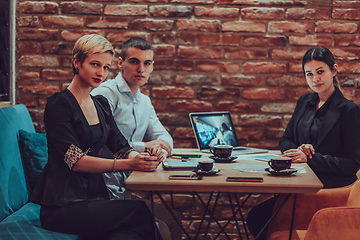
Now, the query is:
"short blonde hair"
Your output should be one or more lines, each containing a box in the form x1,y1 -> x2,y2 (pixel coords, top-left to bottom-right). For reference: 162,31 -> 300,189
72,34 -> 115,74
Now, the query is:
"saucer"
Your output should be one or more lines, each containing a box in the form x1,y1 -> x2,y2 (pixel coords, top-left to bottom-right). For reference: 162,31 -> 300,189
209,155 -> 238,163
193,168 -> 220,176
265,167 -> 298,176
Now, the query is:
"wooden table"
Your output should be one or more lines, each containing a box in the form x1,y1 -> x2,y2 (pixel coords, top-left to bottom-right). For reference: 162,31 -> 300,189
125,148 -> 323,240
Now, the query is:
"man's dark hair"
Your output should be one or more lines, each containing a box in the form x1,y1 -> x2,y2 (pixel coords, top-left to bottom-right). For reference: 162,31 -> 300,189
119,37 -> 154,60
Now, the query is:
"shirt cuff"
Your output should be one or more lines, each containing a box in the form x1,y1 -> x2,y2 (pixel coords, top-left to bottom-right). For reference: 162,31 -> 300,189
130,142 -> 146,153
64,144 -> 88,170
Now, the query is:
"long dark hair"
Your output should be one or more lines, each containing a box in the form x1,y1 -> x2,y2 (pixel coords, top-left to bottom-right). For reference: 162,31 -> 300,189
302,46 -> 339,88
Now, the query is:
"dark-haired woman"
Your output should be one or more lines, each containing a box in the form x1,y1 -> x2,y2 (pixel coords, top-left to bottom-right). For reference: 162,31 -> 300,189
247,46 -> 360,240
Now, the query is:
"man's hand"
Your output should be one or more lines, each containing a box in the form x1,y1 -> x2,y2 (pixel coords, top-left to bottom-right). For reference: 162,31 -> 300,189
145,139 -> 172,161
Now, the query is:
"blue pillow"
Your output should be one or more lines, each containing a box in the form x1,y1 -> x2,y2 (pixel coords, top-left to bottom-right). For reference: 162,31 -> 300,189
19,129 -> 48,190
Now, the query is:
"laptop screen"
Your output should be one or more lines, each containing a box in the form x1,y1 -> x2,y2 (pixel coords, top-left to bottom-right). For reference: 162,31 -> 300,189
189,112 -> 240,150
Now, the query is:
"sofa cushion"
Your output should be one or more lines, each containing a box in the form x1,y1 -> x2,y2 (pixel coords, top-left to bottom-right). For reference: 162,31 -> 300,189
0,203 -> 77,239
0,104 -> 35,222
19,130 -> 48,191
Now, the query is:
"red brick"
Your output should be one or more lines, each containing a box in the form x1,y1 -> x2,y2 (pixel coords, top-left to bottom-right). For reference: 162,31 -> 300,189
215,101 -> 258,113
60,2 -> 103,14
331,48 -> 360,61
148,73 -> 175,85
129,0 -> 167,3
170,0 -> 214,3
341,88 -> 355,101
130,19 -> 174,31
195,6 -> 239,18
337,61 -> 360,74
235,127 -> 263,141
261,102 -> 296,113
42,42 -> 73,55
285,88 -> 312,101
268,21 -> 312,33
157,113 -> 190,126
42,69 -> 73,81
176,32 -> 197,45
271,48 -> 307,60
197,61 -> 239,73
243,35 -> 286,47
335,35 -> 360,47
106,31 -> 150,43
240,114 -> 282,127
17,16 -> 39,27
17,42 -> 41,54
18,70 -> 40,81
221,75 -> 263,86
152,86 -> 195,99
154,59 -> 194,71
224,48 -> 267,60
17,29 -> 58,41
41,16 -> 84,28
242,88 -> 285,100
243,62 -> 286,74
265,127 -> 285,139
315,21 -> 358,33
18,55 -> 60,67
177,19 -> 221,32
18,82 -> 60,95
152,32 -> 177,44
18,1 -> 58,13
104,4 -> 147,16
197,87 -> 240,100
285,8 -> 330,20
241,7 -> 285,20
60,30 -> 103,41
289,34 -> 332,46
150,5 -> 192,17
154,44 -> 176,57
169,100 -> 212,112
178,46 -> 221,59
175,74 -> 220,85
267,75 -> 307,87
86,17 -> 128,29
173,127 -> 195,139
332,8 -> 360,20
288,60 -> 303,73
222,21 -> 266,33
17,94 -> 37,108
151,100 -> 169,112
334,0 -> 360,8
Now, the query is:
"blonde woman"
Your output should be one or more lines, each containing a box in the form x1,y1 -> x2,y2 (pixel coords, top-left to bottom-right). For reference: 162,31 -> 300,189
31,34 -> 162,240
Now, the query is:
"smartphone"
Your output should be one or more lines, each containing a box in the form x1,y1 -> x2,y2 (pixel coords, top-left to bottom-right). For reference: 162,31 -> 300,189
170,154 -> 202,159
226,177 -> 263,182
169,174 -> 203,180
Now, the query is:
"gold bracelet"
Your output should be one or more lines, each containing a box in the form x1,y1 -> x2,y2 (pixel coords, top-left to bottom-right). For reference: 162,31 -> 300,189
112,158 -> 117,173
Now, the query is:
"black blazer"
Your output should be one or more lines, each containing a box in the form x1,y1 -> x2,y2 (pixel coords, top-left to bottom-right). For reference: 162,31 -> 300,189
31,89 -> 132,207
279,87 -> 360,188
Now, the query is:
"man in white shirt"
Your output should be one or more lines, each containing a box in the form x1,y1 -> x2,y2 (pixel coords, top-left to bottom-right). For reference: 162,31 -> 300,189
91,38 -> 181,240
91,38 -> 172,160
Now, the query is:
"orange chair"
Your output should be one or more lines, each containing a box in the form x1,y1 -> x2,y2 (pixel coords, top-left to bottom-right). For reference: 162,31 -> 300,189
267,180 -> 360,240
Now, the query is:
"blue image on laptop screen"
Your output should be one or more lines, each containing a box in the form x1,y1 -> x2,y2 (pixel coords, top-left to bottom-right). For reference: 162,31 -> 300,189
194,121 -> 218,148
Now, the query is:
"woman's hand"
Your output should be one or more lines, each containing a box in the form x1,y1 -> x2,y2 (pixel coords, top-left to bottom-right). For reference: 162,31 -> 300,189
282,149 -> 308,163
130,152 -> 161,172
297,144 -> 315,159
146,146 -> 166,162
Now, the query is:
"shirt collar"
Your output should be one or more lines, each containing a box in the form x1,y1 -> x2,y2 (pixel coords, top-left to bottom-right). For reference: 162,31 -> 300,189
115,74 -> 141,100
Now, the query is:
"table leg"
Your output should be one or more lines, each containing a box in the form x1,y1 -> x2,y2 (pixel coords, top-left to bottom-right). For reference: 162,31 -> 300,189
150,191 -> 158,240
289,194 -> 297,240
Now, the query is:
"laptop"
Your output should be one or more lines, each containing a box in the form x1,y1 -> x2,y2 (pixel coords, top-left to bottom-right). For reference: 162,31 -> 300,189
189,111 -> 268,155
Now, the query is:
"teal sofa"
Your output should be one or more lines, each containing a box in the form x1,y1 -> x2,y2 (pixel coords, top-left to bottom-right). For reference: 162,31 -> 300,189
0,104 -> 77,239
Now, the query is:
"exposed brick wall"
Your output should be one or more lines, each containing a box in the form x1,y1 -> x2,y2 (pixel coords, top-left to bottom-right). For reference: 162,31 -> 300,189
15,0 -> 360,150
14,1 -> 360,239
